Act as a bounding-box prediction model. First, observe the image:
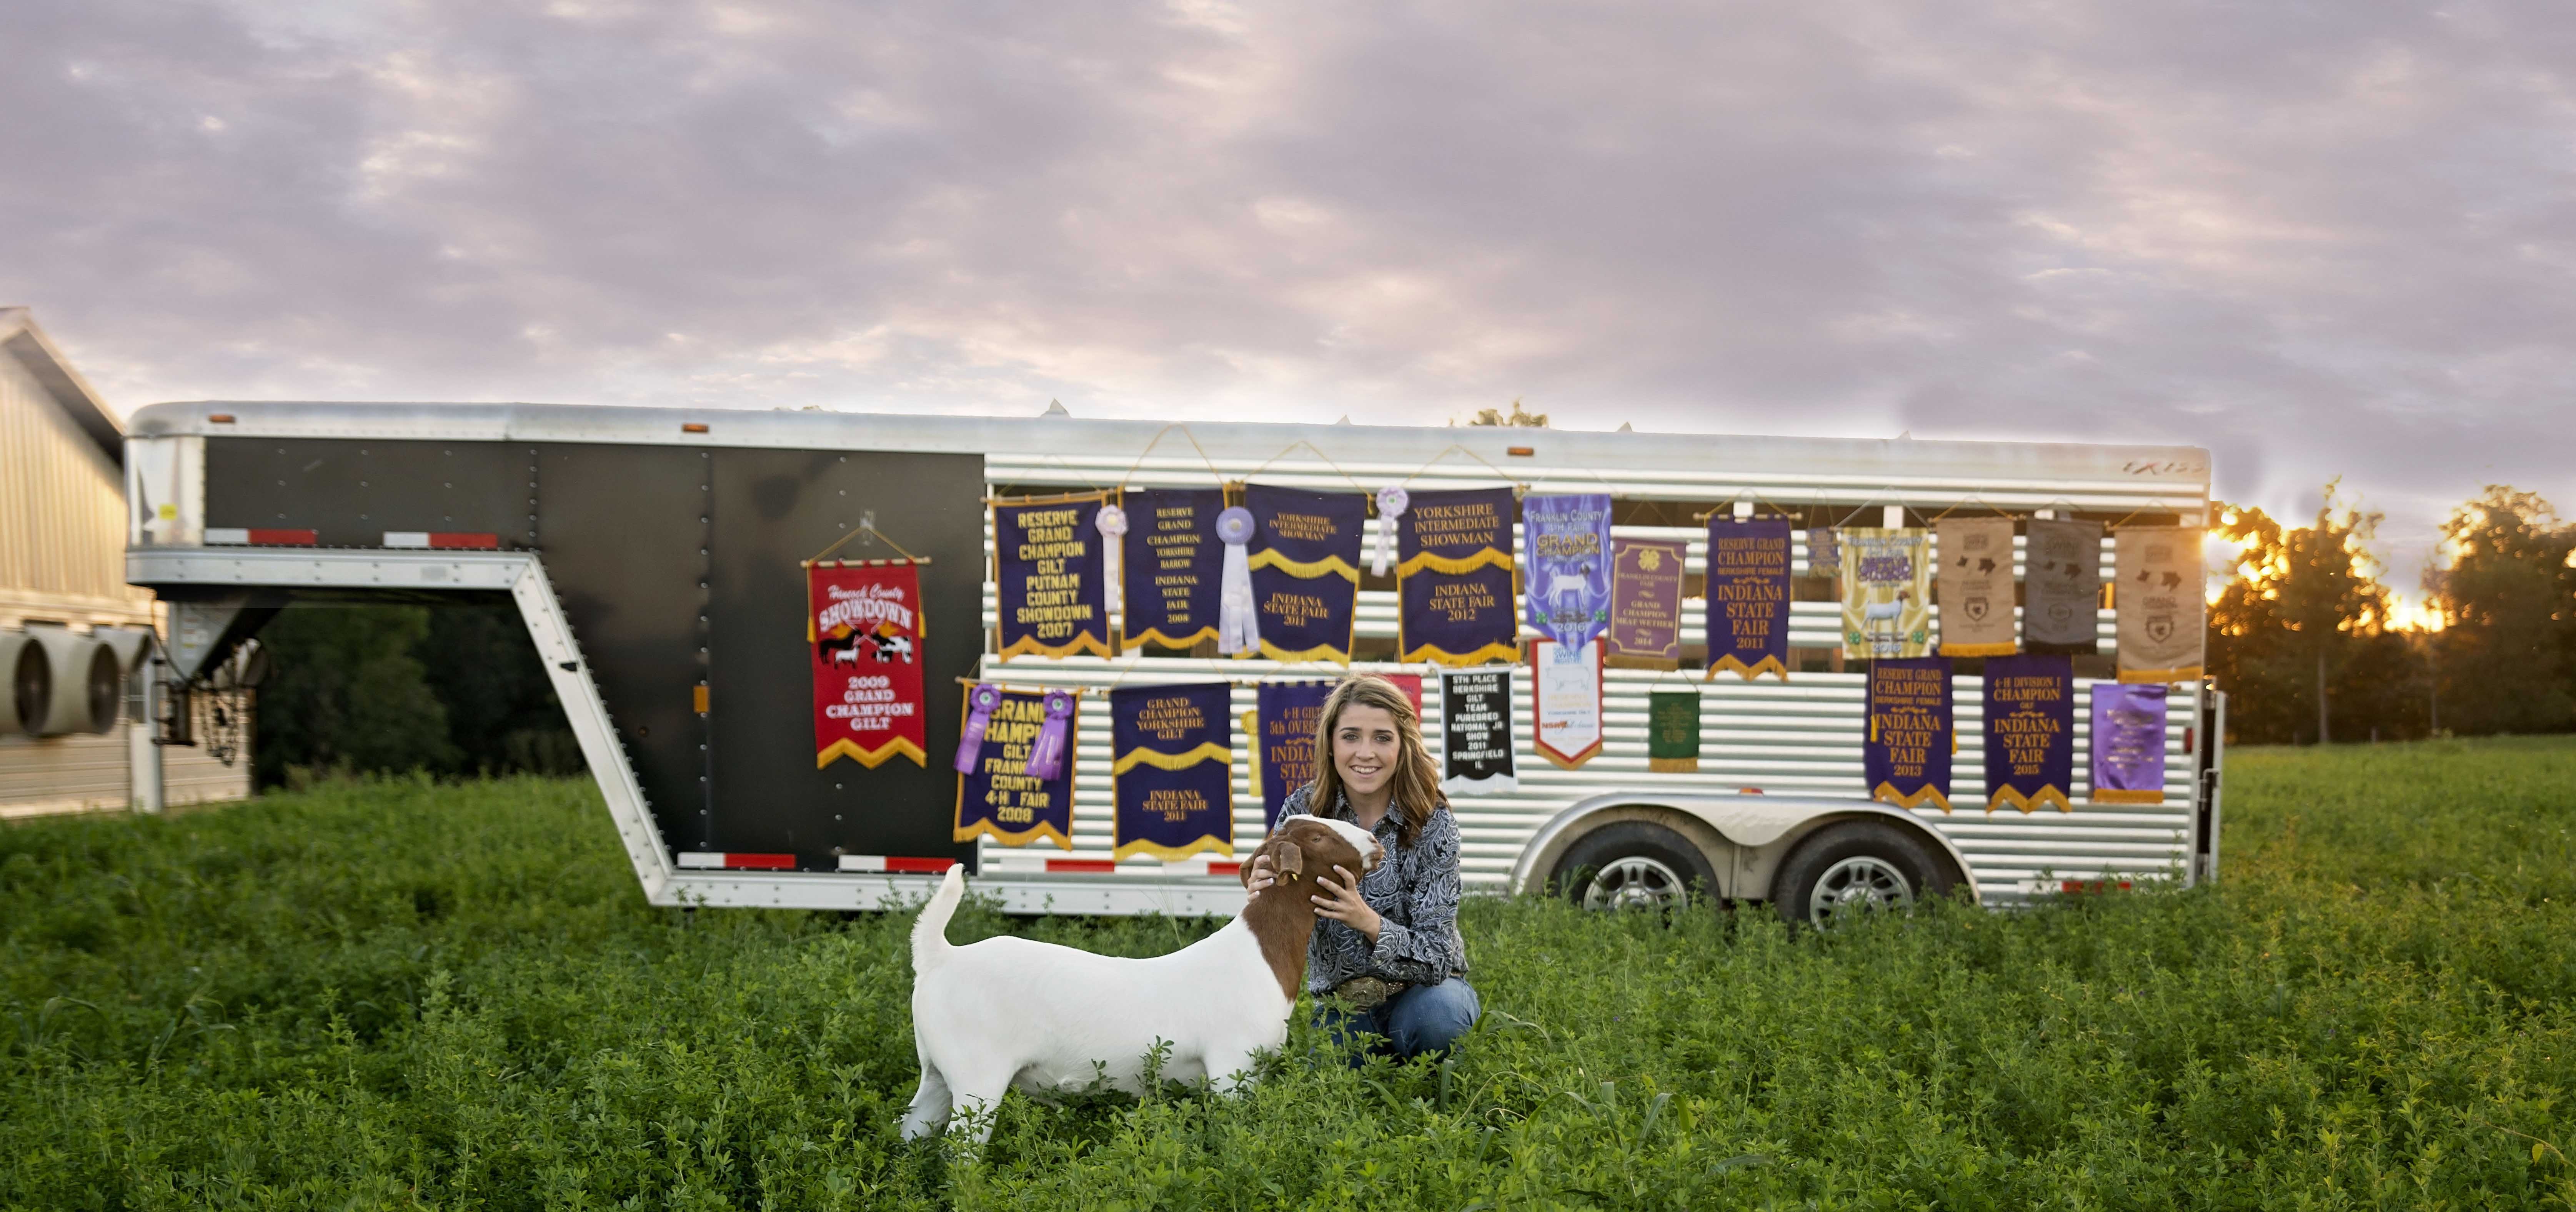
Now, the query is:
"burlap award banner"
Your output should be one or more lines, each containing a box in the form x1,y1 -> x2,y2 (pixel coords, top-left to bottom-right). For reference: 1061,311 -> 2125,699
1864,656 -> 1953,811
2089,683 -> 2168,804
994,494 -> 1112,659
953,687 -> 1076,848
1530,637 -> 1604,769
1439,667 -> 1517,794
809,561 -> 928,768
2115,526 -> 2206,683
1936,518 -> 2019,657
1605,538 -> 1685,668
2024,519 -> 2103,654
1397,488 -> 1520,665
1647,689 -> 1702,772
1841,528 -> 1933,659
1121,488 -> 1225,651
1254,680 -> 1332,829
1982,654 -> 2072,813
1704,516 -> 1792,680
1245,484 -> 1364,663
1524,494 -> 1614,651
1110,683 -> 1235,861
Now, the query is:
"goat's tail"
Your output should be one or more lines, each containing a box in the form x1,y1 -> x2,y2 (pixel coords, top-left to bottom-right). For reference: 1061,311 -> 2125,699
911,863 -> 966,972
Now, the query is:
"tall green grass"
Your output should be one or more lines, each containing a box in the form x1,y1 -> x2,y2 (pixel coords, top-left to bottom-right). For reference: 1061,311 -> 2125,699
5,738 -> 2575,1209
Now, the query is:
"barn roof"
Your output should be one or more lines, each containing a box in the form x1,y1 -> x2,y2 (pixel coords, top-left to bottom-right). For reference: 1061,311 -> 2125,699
0,308 -> 121,462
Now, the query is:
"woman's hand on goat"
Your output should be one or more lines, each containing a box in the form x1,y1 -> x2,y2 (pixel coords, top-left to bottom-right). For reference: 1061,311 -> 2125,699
1310,866 -> 1382,942
1243,852 -> 1275,901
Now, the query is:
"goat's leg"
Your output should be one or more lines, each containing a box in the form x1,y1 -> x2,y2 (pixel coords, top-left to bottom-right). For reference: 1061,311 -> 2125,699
1203,1047 -> 1260,1096
941,1064 -> 1016,1145
899,1062 -> 952,1140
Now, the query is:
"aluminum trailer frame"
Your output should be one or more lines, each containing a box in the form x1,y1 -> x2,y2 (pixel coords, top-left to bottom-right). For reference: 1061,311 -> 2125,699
125,401 -> 2222,915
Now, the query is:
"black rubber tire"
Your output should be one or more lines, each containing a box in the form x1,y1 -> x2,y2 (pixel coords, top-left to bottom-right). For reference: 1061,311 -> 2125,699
1550,820 -> 1720,911
1769,821 -> 1954,928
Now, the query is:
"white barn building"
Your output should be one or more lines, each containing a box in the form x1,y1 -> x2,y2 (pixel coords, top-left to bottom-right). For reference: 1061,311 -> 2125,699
0,307 -> 249,817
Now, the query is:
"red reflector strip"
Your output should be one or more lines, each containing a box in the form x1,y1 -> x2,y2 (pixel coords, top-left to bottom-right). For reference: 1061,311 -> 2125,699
838,855 -> 958,874
383,531 -> 500,549
1047,859 -> 1117,873
676,851 -> 794,870
2060,879 -> 2135,895
1206,861 -> 1241,877
213,528 -> 316,546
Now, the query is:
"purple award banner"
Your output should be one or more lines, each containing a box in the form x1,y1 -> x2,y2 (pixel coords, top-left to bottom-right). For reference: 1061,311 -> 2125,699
1864,657 -> 1954,812
1982,654 -> 2073,814
2090,683 -> 2168,804
994,494 -> 1112,659
1256,680 -> 1333,829
953,687 -> 1077,849
1704,516 -> 1792,680
1606,538 -> 1685,668
1121,488 -> 1225,651
1245,483 -> 1365,663
1397,488 -> 1520,666
1110,683 -> 1236,861
1524,494 -> 1613,651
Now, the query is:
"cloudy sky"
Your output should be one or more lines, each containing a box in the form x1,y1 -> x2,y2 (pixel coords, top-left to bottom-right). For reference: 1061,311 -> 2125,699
6,0 -> 2568,593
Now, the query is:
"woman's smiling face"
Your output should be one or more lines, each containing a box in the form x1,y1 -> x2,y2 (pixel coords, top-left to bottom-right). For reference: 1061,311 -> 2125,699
1332,703 -> 1400,798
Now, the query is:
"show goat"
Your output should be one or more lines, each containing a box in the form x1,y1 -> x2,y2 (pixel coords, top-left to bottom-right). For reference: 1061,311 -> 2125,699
901,813 -> 1382,1142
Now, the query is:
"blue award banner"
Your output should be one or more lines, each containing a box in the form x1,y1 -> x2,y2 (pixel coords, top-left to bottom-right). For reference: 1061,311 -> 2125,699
1110,683 -> 1236,861
994,494 -> 1112,659
1704,516 -> 1792,681
1864,657 -> 1954,812
1245,484 -> 1364,663
1398,487 -> 1520,666
1255,680 -> 1334,829
953,687 -> 1077,849
1983,654 -> 2073,814
1524,494 -> 1613,651
1121,488 -> 1225,651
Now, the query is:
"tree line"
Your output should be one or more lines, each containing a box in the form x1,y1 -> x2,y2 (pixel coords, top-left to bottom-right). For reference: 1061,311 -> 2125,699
2209,484 -> 2576,744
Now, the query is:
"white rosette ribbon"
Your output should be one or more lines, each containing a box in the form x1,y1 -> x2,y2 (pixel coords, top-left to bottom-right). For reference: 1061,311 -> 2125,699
1094,503 -> 1129,616
1371,485 -> 1409,577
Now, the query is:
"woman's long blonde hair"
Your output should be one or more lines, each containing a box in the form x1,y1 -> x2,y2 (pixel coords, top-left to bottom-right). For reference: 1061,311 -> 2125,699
1305,675 -> 1444,847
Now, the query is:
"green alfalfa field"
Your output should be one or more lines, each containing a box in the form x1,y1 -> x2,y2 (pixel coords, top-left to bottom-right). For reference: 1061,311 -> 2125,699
5,738 -> 2576,1210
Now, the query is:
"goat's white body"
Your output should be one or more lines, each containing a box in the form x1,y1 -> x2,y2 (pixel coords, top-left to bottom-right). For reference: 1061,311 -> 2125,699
907,920 -> 1290,1125
901,813 -> 1376,1141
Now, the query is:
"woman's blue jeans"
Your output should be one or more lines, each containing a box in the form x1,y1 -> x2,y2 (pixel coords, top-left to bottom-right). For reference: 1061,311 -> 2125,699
1314,977 -> 1480,1063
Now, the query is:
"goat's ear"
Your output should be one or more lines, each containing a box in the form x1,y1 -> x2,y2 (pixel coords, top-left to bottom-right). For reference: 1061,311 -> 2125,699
1271,837 -> 1305,881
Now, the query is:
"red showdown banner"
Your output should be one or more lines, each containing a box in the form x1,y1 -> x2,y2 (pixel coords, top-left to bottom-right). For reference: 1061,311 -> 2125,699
810,561 -> 929,768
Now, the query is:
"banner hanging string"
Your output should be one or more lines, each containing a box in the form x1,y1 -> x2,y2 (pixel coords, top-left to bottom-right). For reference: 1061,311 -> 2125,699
1114,422 -> 1232,490
802,522 -> 930,568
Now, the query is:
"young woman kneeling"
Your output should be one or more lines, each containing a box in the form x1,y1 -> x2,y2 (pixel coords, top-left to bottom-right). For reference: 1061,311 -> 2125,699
1245,674 -> 1478,1060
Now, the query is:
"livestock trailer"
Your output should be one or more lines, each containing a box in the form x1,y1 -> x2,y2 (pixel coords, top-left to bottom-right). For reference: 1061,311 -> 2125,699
122,402 -> 2223,920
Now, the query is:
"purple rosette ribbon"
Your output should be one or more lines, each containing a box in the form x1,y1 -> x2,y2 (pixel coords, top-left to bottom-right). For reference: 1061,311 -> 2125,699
954,683 -> 1002,774
1024,688 -> 1075,779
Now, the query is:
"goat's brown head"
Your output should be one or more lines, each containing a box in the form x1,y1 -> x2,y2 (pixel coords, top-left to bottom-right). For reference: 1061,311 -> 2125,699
1242,813 -> 1385,1001
1252,813 -> 1382,889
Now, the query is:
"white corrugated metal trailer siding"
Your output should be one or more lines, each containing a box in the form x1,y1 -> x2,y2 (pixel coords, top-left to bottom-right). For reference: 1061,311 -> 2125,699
977,447 -> 2206,906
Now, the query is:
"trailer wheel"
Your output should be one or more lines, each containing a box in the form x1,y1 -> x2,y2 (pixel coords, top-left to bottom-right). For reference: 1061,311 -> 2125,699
1771,821 -> 1948,929
1551,821 -> 1718,912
